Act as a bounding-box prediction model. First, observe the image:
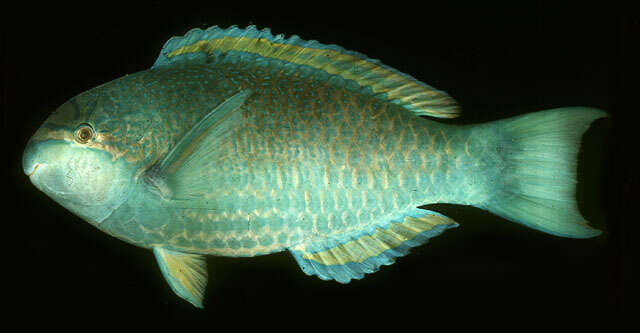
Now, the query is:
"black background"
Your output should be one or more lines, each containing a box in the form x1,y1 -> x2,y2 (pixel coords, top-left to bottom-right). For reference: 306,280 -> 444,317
2,1 -> 633,329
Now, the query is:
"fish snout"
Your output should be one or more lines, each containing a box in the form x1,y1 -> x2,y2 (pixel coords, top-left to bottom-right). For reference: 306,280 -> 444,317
22,140 -> 43,177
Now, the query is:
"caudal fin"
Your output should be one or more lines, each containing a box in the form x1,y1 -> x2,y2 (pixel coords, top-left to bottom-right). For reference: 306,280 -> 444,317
482,107 -> 606,238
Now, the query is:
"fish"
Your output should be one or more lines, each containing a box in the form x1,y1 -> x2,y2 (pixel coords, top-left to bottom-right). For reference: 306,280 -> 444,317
22,25 -> 605,308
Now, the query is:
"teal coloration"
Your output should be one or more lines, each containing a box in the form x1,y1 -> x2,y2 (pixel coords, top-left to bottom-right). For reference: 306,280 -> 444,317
479,108 -> 607,238
23,25 -> 605,307
290,222 -> 454,283
290,208 -> 458,283
153,25 -> 459,118
153,247 -> 207,308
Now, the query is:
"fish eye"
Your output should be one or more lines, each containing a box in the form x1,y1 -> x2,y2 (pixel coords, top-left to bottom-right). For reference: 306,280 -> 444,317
74,124 -> 94,144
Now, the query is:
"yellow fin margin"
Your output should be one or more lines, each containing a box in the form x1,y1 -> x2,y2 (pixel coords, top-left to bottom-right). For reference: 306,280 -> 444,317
156,26 -> 460,118
289,210 -> 458,283
153,248 -> 208,308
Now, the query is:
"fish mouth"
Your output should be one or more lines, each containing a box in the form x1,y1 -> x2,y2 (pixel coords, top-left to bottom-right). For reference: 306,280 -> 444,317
26,163 -> 42,177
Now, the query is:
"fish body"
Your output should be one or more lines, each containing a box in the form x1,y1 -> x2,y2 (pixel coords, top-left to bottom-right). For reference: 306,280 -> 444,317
83,65 -> 489,256
23,26 -> 604,307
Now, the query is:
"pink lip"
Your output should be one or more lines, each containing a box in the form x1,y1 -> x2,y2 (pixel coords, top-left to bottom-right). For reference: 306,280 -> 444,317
27,163 -> 41,177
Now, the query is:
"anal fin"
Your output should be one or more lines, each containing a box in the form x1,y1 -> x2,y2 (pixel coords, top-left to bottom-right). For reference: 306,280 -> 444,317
153,247 -> 208,308
289,209 -> 458,283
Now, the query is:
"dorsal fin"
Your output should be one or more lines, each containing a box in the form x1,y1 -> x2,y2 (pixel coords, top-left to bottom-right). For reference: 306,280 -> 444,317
153,25 -> 460,119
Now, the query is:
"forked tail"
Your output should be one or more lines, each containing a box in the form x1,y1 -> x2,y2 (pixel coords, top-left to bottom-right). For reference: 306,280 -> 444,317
481,107 -> 606,238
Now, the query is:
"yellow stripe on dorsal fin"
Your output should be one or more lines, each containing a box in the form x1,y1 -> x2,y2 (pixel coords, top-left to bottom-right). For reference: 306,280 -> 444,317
153,25 -> 460,119
289,209 -> 458,283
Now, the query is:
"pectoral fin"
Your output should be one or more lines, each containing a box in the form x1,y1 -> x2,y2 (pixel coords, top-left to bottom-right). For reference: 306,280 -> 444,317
143,89 -> 252,199
153,247 -> 208,308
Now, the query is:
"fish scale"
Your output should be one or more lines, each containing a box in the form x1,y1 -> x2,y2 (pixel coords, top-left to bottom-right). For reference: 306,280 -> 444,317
91,64 -> 470,255
111,65 -> 483,255
23,25 -> 604,307
95,68 -> 453,249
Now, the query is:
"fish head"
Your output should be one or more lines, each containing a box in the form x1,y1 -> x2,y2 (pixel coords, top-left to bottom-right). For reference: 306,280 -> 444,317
23,94 -> 138,225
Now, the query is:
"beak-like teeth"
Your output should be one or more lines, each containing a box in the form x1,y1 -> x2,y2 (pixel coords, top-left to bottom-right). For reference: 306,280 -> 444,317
27,163 -> 41,177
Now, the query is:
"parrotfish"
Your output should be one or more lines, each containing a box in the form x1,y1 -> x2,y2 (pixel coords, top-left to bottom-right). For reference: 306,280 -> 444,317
23,25 -> 605,308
